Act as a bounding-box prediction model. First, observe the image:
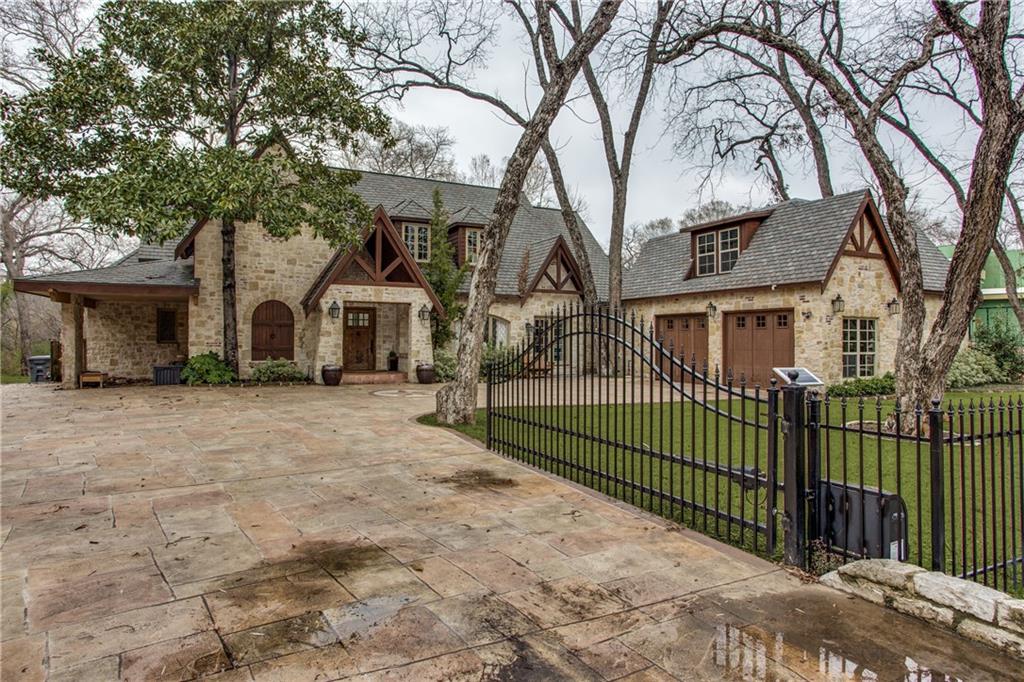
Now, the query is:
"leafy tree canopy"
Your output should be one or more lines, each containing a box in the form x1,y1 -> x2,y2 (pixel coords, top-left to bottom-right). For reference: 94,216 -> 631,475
0,0 -> 389,246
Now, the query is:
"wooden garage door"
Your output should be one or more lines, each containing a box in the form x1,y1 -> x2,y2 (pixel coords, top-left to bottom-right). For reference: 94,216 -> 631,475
655,314 -> 709,380
724,310 -> 794,387
252,300 -> 294,361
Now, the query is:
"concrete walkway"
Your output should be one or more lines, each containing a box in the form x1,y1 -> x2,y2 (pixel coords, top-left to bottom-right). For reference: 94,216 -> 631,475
0,383 -> 1018,681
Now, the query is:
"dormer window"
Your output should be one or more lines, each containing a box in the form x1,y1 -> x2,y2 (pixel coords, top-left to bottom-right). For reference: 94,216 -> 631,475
695,226 -> 740,276
465,228 -> 481,264
403,223 -> 430,262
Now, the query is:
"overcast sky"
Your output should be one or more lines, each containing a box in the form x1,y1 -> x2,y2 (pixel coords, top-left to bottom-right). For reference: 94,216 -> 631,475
375,9 -> 987,250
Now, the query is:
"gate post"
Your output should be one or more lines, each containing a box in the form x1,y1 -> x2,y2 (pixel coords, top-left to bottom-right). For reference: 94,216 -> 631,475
928,398 -> 945,572
806,392 -> 822,545
781,372 -> 808,569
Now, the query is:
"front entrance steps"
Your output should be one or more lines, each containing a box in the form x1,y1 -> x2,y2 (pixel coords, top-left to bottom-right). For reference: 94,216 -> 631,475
342,370 -> 406,384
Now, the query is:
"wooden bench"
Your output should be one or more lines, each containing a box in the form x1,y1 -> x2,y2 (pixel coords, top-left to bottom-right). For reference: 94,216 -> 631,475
79,371 -> 108,388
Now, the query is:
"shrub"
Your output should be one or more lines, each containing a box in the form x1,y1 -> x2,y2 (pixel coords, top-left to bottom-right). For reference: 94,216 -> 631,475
432,348 -> 457,382
181,352 -> 236,385
478,343 -> 516,379
946,346 -> 1008,389
826,372 -> 896,398
974,319 -> 1024,382
251,358 -> 307,383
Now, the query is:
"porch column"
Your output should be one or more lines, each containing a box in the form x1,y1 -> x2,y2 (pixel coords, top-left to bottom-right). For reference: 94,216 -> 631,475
60,295 -> 85,389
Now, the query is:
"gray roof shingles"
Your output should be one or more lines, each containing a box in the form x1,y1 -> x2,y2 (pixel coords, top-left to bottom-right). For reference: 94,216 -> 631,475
19,257 -> 196,288
623,190 -> 950,300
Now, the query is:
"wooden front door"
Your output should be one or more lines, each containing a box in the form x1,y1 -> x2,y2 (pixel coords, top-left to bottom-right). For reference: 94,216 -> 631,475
655,314 -> 709,380
252,300 -> 294,361
724,310 -> 794,387
343,308 -> 376,371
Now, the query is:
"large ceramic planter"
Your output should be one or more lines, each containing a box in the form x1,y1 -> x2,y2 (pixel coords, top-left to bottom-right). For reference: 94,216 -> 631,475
321,364 -> 342,386
416,363 -> 435,384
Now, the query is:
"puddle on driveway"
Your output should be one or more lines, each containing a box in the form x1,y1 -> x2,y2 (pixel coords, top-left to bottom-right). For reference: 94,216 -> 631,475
433,468 -> 519,491
707,587 -> 1021,681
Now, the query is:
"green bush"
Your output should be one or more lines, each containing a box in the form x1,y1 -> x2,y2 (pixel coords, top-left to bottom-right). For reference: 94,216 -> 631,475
251,358 -> 307,383
827,372 -> 896,398
478,343 -> 517,379
946,346 -> 1008,389
974,319 -> 1024,382
433,348 -> 457,382
180,352 -> 236,385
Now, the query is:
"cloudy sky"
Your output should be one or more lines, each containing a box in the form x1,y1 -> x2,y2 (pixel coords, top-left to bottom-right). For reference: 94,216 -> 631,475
374,10 -> 970,249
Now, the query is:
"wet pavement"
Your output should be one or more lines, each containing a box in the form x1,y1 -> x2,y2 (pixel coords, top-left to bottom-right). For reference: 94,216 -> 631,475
1,383 -> 1019,680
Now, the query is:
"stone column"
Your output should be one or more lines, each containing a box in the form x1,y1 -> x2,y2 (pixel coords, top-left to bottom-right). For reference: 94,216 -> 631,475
60,295 -> 85,389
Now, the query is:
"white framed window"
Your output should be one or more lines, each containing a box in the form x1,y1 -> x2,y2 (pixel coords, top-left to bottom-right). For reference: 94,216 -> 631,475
465,229 -> 481,264
403,223 -> 430,262
696,232 -> 716,276
696,227 -> 740,276
484,315 -> 510,346
718,227 -> 740,273
842,318 -> 876,378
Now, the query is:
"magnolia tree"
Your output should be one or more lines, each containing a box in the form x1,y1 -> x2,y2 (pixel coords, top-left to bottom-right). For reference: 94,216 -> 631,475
0,0 -> 389,372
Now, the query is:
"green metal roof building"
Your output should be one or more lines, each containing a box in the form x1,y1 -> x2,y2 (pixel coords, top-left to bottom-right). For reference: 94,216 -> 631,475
939,245 -> 1023,339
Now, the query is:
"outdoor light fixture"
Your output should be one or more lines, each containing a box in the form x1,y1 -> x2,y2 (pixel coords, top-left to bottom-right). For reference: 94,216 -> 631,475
831,294 -> 845,314
706,301 -> 717,320
525,322 -> 534,337
887,298 -> 900,316
418,304 -> 431,322
327,301 -> 340,319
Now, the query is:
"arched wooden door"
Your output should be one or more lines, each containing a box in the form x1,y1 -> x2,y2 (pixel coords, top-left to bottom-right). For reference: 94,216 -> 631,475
252,300 -> 294,361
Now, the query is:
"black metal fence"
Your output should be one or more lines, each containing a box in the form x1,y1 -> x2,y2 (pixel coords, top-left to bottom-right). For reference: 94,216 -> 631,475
486,305 -> 782,558
484,306 -> 1024,595
804,390 -> 1024,594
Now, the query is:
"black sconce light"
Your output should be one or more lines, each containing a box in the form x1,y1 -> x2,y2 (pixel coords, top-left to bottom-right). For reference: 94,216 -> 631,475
327,301 -> 340,319
706,301 -> 717,320
418,304 -> 432,322
887,298 -> 900,316
831,294 -> 845,314
525,322 -> 534,338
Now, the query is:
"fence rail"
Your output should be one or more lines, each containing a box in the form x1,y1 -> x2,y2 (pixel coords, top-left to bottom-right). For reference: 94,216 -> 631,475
484,307 -> 1024,594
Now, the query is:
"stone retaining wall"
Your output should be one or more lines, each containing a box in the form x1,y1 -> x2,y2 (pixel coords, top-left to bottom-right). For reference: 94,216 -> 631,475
821,559 -> 1024,659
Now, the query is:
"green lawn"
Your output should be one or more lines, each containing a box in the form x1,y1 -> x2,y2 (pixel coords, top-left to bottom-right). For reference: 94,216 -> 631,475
0,374 -> 29,384
420,386 -> 1024,593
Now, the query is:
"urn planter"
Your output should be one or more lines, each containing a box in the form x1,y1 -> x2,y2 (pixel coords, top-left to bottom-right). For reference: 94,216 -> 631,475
321,364 -> 343,386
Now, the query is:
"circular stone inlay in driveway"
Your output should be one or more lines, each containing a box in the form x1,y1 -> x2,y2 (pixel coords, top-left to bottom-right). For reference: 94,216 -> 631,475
372,389 -> 435,397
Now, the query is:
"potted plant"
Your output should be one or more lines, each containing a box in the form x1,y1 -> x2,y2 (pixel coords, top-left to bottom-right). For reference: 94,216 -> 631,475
416,362 -> 435,384
321,364 -> 342,386
388,350 -> 399,372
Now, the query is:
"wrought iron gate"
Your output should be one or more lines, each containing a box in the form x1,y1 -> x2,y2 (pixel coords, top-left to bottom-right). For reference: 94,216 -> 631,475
485,305 -> 782,557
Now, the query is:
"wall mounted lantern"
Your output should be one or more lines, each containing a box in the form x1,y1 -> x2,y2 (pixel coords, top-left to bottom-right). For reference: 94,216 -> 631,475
887,298 -> 900,316
327,301 -> 341,319
525,321 -> 534,338
418,304 -> 432,322
706,301 -> 718,320
831,294 -> 845,314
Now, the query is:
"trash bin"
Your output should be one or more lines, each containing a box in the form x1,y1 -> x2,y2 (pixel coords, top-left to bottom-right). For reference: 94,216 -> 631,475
27,355 -> 51,383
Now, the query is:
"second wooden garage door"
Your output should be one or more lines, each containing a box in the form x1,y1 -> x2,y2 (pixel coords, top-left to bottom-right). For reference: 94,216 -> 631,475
724,310 -> 794,387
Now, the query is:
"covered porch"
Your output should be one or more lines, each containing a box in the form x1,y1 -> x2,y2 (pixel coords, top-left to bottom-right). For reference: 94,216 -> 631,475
13,259 -> 197,388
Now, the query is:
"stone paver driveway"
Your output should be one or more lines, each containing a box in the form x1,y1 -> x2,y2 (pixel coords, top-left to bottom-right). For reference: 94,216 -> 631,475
1,383 -> 1018,681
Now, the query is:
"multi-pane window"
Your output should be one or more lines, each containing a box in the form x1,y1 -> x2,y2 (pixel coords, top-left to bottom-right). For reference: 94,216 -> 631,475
347,311 -> 370,327
465,229 -> 481,264
842,318 -> 876,378
696,232 -> 716,276
403,224 -> 430,262
483,316 -> 510,346
695,227 -> 740,275
718,227 -> 740,272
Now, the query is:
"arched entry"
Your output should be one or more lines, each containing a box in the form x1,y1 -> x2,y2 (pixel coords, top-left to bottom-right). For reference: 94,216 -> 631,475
252,300 -> 294,360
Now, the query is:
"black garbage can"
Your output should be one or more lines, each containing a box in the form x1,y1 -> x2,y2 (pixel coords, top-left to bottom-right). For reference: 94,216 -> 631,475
27,355 -> 51,383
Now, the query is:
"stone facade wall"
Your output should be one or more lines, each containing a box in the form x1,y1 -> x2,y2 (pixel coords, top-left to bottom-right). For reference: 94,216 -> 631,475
188,219 -> 336,379
821,559 -> 1024,659
486,291 -> 582,348
314,284 -> 433,382
625,253 -> 943,385
83,301 -> 189,380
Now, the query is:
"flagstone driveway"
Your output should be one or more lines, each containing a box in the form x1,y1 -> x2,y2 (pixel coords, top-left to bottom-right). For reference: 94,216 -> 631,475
1,383 -> 1019,680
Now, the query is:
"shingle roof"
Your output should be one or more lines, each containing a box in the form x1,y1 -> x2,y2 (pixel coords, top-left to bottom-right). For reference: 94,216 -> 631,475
343,170 -> 609,299
623,190 -> 949,300
114,242 -> 179,265
17,257 -> 196,288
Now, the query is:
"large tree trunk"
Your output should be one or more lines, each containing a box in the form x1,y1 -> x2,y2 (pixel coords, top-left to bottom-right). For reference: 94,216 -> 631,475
221,217 -> 239,373
541,140 -> 598,307
14,292 -> 33,374
436,0 -> 620,425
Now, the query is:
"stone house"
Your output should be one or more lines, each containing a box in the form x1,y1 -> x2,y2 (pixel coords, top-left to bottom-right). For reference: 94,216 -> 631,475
622,190 -> 951,386
13,171 -> 609,387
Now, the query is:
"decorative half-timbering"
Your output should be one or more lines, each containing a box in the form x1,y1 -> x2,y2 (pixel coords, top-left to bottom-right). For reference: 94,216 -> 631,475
527,236 -> 583,296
